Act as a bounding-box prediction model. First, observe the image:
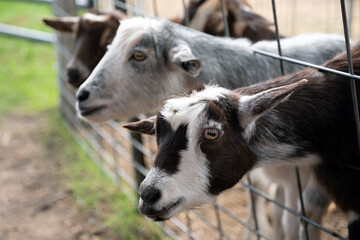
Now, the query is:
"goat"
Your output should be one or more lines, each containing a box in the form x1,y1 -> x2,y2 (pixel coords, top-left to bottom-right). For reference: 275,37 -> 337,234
43,2 -> 273,89
183,0 -> 277,42
76,17 -> 347,240
123,43 -> 360,240
43,9 -> 126,88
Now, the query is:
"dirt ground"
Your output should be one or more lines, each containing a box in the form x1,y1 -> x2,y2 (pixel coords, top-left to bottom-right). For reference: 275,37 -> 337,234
0,113 -> 109,240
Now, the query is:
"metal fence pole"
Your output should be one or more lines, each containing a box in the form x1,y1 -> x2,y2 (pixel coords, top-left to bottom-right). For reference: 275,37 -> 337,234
247,175 -> 260,240
271,0 -> 284,75
52,0 -> 77,115
128,117 -> 146,191
182,0 -> 190,27
219,0 -> 230,37
295,167 -> 309,240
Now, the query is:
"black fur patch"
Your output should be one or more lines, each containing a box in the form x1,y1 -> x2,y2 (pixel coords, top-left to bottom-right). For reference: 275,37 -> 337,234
155,115 -> 188,174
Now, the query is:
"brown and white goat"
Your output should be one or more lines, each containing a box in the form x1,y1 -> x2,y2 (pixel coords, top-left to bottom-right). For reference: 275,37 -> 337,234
43,9 -> 126,88
124,44 -> 360,239
179,0 -> 277,42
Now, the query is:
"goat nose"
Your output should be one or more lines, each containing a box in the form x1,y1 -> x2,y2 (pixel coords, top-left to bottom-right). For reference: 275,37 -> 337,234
77,89 -> 90,102
67,68 -> 80,81
140,187 -> 161,203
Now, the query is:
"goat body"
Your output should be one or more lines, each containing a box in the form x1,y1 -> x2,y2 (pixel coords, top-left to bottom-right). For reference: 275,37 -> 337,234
124,44 -> 360,239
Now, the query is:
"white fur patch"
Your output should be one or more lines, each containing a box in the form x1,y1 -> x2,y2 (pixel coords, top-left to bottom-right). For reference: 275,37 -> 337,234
349,211 -> 360,223
204,119 -> 223,134
83,13 -> 108,22
140,145 -> 214,216
242,120 -> 256,141
161,85 -> 230,131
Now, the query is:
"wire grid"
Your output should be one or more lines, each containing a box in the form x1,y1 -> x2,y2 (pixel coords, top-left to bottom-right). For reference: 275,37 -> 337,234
46,0 -> 360,239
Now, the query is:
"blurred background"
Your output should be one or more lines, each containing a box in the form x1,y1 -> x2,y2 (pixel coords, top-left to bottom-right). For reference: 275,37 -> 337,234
0,0 -> 359,239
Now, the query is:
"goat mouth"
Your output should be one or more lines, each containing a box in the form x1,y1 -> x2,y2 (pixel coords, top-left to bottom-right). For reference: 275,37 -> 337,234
142,198 -> 183,221
80,105 -> 106,116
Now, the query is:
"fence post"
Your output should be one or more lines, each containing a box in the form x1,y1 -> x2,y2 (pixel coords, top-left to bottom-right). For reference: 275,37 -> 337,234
129,117 -> 146,190
51,0 -> 77,115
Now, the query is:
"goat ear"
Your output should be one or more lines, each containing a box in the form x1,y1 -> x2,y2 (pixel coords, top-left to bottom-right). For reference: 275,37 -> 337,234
122,116 -> 157,135
42,17 -> 79,33
241,79 -> 308,117
169,44 -> 202,77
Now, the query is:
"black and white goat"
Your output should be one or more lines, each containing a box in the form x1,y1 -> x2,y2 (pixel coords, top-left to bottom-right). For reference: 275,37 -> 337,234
124,44 -> 360,239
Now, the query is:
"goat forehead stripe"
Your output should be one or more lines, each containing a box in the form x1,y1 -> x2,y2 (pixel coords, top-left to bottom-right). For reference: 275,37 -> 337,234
109,18 -> 162,53
160,85 -> 231,130
82,13 -> 108,22
117,17 -> 162,37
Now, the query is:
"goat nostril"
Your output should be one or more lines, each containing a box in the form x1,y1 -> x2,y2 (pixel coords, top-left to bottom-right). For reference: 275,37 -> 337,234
141,187 -> 161,203
77,90 -> 90,102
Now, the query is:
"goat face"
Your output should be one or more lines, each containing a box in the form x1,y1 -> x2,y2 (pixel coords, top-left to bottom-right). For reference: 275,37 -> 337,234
125,85 -> 254,221
67,13 -> 120,88
76,18 -> 202,122
124,81 -> 307,221
43,12 -> 121,88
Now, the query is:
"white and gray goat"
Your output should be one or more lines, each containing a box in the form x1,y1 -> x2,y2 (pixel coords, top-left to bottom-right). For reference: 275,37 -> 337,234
76,17 -> 347,239
124,44 -> 360,240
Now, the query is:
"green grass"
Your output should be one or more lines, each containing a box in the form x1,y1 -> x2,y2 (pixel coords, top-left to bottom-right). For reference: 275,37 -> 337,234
0,1 -> 167,239
0,1 -> 57,114
0,1 -> 54,32
0,36 -> 57,113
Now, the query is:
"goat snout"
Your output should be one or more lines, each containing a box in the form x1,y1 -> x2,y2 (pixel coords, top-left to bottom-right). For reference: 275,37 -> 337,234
77,89 -> 90,102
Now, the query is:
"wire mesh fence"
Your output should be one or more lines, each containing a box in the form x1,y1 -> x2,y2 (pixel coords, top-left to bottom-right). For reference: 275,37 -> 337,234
3,0 -> 359,239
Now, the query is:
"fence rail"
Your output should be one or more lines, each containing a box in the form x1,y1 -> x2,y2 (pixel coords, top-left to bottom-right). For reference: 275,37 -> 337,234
3,0 -> 359,239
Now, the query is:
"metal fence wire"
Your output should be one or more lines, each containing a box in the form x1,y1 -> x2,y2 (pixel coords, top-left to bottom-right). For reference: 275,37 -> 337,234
2,0 -> 359,239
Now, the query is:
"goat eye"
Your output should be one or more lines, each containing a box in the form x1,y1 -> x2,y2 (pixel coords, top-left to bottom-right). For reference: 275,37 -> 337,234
204,129 -> 219,140
133,52 -> 146,61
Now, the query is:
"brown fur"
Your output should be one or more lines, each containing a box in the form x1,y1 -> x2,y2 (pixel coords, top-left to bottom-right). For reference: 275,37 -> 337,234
43,9 -> 125,88
184,0 -> 278,42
